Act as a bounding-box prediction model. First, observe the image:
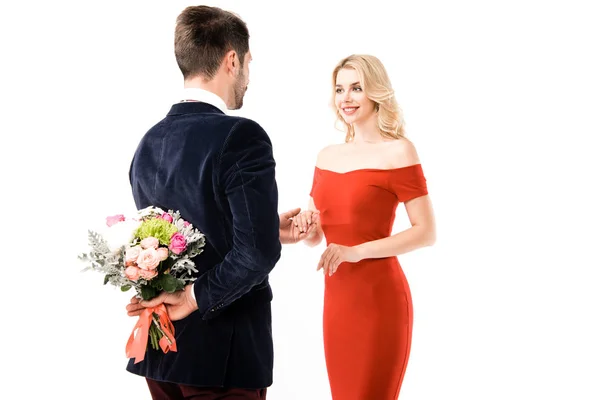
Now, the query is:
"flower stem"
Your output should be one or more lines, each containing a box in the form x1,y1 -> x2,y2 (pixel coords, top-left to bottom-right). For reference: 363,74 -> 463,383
152,316 -> 173,346
149,323 -> 159,350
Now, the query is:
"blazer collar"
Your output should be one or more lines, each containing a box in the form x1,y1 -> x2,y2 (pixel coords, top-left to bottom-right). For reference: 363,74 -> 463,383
167,101 -> 225,116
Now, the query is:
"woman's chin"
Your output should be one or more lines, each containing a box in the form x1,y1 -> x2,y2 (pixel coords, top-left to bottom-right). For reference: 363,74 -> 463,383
342,115 -> 356,124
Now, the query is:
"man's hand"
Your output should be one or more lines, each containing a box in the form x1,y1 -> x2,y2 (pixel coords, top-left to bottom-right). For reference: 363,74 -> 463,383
279,208 -> 319,244
126,284 -> 198,321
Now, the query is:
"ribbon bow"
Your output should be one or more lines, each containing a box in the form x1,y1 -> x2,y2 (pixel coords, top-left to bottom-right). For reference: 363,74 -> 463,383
126,304 -> 177,364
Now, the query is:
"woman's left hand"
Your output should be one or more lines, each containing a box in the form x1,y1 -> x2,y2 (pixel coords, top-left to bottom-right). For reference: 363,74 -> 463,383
318,243 -> 361,276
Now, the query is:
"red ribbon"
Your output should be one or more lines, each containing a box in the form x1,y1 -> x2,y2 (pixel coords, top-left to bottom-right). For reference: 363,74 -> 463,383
126,304 -> 177,364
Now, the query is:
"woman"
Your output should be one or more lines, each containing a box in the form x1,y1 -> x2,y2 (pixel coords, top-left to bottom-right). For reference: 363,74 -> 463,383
293,54 -> 436,399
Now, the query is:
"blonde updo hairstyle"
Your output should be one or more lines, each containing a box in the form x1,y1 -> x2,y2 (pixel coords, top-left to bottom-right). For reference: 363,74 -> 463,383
332,54 -> 406,142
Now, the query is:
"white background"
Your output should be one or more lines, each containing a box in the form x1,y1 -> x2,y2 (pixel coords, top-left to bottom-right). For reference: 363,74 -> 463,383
1,0 -> 599,399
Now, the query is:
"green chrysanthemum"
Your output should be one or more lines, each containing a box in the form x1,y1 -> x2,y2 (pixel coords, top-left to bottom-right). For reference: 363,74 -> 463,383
135,218 -> 178,245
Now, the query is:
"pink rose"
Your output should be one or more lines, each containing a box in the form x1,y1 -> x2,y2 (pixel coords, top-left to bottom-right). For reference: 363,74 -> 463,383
106,214 -> 125,227
161,213 -> 174,223
183,221 -> 190,227
140,237 -> 159,250
125,246 -> 142,264
125,266 -> 141,281
157,247 -> 169,261
139,268 -> 158,280
136,248 -> 161,270
169,233 -> 187,254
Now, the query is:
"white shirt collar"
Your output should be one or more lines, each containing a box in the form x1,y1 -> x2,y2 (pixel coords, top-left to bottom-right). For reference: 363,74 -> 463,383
180,88 -> 228,114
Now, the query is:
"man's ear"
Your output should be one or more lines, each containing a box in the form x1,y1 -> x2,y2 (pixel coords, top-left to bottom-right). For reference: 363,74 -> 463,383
224,50 -> 237,76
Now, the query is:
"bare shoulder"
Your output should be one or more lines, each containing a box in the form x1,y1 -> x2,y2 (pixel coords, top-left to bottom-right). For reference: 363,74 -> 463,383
387,137 -> 421,167
316,143 -> 345,167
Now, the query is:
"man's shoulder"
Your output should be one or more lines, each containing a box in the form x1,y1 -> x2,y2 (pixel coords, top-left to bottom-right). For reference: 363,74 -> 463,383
143,111 -> 262,137
139,111 -> 270,152
220,116 -> 271,146
183,113 -> 266,135
179,111 -> 246,130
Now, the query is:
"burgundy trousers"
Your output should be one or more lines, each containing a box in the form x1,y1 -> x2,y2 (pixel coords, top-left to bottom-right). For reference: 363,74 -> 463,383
146,378 -> 267,400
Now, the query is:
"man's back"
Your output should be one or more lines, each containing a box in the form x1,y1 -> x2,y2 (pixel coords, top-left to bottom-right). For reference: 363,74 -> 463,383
127,101 -> 281,388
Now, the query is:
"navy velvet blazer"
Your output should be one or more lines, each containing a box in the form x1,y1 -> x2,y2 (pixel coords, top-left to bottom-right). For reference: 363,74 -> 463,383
126,101 -> 282,389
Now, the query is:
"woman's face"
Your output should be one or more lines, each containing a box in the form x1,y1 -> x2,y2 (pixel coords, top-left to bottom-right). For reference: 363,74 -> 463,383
335,68 -> 377,125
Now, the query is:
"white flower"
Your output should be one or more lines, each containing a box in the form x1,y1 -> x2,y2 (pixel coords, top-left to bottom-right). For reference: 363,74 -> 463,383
103,219 -> 142,252
137,206 -> 164,219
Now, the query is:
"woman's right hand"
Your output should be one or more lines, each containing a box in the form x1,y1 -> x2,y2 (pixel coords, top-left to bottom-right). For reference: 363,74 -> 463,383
291,209 -> 320,237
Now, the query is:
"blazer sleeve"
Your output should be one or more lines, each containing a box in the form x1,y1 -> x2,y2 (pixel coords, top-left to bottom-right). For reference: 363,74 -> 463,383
193,118 -> 282,320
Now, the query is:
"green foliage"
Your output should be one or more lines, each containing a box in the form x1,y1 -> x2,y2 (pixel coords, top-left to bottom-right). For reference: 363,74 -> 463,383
135,219 -> 178,245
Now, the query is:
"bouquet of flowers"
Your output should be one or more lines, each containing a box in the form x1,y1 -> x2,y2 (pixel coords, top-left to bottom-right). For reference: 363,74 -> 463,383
78,206 -> 205,363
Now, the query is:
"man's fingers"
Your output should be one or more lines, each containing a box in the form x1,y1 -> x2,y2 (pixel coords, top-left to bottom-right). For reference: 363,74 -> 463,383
126,302 -> 146,317
127,308 -> 145,317
140,292 -> 168,308
281,208 -> 302,220
126,302 -> 144,311
130,295 -> 140,304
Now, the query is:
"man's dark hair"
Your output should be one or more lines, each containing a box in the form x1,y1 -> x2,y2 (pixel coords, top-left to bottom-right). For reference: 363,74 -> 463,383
175,6 -> 250,80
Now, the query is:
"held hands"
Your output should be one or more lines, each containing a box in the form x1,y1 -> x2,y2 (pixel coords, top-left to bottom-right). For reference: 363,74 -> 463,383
317,243 -> 361,276
290,210 -> 320,238
279,208 -> 320,244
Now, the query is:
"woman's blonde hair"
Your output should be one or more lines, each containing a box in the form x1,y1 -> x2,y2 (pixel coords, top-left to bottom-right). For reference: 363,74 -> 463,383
331,54 -> 406,142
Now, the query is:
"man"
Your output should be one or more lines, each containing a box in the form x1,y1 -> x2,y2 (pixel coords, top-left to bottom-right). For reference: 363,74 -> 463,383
125,5 -> 318,399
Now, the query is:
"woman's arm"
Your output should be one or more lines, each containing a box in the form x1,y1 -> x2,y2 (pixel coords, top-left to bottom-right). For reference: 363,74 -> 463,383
354,194 -> 436,260
318,195 -> 435,275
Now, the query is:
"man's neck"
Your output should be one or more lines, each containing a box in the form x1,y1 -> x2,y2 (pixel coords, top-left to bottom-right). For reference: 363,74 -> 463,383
180,87 -> 228,114
184,77 -> 229,108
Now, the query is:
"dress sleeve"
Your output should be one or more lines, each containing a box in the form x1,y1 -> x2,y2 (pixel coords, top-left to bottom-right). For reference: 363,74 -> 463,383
388,164 -> 428,203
